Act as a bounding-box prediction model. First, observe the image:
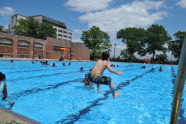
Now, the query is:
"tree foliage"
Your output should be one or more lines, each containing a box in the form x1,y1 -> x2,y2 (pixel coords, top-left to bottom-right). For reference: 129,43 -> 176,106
13,17 -> 56,39
146,24 -> 171,59
117,27 -> 146,60
168,31 -> 185,60
155,54 -> 168,62
81,26 -> 112,60
120,49 -> 131,60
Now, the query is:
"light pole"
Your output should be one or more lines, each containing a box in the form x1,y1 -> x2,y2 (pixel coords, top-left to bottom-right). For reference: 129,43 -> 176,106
32,40 -> 35,60
113,43 -> 117,60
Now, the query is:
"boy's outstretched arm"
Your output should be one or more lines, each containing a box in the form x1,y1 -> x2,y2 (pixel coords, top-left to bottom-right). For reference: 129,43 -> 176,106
107,62 -> 122,75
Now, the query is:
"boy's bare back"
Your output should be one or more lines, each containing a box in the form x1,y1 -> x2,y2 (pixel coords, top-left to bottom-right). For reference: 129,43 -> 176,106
91,60 -> 122,76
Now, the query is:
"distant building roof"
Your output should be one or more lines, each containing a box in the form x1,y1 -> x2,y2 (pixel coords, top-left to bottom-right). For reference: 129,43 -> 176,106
11,14 -> 27,18
30,15 -> 67,29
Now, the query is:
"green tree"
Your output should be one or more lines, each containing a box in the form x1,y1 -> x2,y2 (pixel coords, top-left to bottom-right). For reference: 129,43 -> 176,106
120,49 -> 131,60
81,26 -> 111,60
13,17 -> 39,37
117,27 -> 146,60
155,54 -> 168,62
168,31 -> 185,60
146,24 -> 171,60
13,17 -> 56,39
38,22 -> 56,39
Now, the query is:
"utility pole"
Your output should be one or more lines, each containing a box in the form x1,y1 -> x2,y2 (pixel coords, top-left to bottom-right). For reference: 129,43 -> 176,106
113,43 -> 117,60
170,41 -> 173,65
32,40 -> 35,60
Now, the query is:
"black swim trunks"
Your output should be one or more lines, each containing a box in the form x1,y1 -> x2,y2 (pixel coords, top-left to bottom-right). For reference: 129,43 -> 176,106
86,73 -> 111,85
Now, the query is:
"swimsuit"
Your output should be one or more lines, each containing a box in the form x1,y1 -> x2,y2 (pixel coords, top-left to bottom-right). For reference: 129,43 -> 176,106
86,73 -> 111,85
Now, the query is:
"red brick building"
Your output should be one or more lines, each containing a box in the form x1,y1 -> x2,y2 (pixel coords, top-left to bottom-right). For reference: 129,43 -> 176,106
0,33 -> 90,60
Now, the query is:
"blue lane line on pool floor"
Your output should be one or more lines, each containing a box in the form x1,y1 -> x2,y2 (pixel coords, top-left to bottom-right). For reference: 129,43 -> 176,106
171,67 -> 186,124
9,78 -> 84,100
6,67 -> 65,74
56,69 -> 153,124
0,66 -> 52,70
7,70 -> 82,81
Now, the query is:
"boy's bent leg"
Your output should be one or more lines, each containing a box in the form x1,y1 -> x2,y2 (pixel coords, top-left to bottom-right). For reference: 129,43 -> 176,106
109,82 -> 120,98
96,83 -> 101,93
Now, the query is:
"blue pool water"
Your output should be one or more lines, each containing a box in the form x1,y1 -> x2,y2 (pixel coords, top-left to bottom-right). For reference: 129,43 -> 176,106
0,60 -> 186,124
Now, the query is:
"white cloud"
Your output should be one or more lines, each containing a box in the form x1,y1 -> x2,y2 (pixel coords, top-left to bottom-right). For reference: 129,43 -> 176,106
80,0 -> 167,34
0,7 -> 15,16
65,0 -> 113,12
72,29 -> 83,34
72,38 -> 83,43
177,0 -> 186,8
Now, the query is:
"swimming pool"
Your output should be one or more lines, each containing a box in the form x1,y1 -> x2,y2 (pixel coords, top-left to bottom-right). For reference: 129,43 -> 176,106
0,60 -> 185,124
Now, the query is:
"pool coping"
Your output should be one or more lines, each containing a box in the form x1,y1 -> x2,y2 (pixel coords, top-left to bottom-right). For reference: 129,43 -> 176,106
0,108 -> 41,124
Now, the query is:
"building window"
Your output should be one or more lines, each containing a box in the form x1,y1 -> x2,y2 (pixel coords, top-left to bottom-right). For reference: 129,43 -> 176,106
58,34 -> 62,37
68,36 -> 72,39
18,40 -> 30,48
0,38 -> 13,46
64,31 -> 67,34
58,29 -> 63,33
34,43 -> 43,49
69,32 -> 72,35
63,35 -> 67,38
58,38 -> 62,40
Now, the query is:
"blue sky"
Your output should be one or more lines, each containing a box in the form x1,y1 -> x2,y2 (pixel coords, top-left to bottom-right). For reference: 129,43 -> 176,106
0,0 -> 186,57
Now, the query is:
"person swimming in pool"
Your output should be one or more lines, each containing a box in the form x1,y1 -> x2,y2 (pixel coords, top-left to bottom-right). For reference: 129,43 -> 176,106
0,72 -> 14,109
86,51 -> 122,98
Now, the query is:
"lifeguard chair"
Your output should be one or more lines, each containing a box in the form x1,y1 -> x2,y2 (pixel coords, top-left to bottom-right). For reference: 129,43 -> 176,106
59,47 -> 68,61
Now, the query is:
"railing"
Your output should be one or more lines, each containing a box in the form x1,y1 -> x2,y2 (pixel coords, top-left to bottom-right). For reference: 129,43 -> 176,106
170,33 -> 186,124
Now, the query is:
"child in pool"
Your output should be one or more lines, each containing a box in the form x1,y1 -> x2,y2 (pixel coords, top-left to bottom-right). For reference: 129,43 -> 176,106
0,72 -> 14,109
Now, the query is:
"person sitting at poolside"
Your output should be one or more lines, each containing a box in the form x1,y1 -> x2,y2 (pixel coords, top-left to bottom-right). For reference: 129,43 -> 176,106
87,51 -> 122,98
0,72 -> 14,109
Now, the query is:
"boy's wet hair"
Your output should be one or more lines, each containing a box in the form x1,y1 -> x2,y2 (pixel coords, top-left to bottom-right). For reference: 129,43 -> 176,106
0,72 -> 6,81
102,51 -> 110,60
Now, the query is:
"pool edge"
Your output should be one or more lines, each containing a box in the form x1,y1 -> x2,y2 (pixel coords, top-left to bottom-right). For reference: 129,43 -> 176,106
0,108 -> 41,124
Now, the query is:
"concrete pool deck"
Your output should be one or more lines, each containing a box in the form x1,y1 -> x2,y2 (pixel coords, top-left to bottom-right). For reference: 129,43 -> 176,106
0,108 -> 41,124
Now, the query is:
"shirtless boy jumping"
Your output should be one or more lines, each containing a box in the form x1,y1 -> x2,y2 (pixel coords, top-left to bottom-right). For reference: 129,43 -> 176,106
86,51 -> 122,98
